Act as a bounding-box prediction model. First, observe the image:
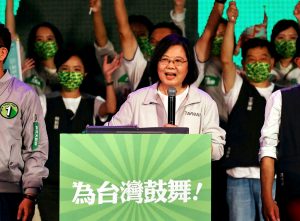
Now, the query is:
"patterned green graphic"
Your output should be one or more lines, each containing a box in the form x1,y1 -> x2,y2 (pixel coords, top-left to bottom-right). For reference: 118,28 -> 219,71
0,102 -> 18,119
201,75 -> 220,87
211,36 -> 223,57
60,134 -> 211,221
245,62 -> 270,83
34,41 -> 58,59
275,40 -> 297,58
137,36 -> 155,61
57,71 -> 84,90
25,74 -> 45,90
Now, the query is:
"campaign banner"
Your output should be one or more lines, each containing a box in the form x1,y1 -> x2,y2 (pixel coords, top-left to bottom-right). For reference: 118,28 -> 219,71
4,39 -> 22,80
60,134 -> 211,221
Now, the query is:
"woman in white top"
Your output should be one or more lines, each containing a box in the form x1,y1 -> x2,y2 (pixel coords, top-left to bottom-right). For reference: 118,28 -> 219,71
106,34 -> 225,160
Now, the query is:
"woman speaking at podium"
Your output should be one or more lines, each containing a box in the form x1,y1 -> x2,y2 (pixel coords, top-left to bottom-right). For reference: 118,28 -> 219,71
106,34 -> 225,160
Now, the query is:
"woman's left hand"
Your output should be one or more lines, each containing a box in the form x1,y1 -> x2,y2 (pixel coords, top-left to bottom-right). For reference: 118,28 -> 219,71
102,53 -> 123,82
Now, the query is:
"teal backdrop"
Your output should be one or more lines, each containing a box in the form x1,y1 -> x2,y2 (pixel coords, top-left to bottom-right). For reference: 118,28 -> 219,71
0,0 -> 20,22
60,134 -> 212,221
0,0 -> 299,66
198,0 -> 300,65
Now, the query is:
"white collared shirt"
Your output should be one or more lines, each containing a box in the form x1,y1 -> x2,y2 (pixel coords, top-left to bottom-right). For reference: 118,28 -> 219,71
259,90 -> 282,161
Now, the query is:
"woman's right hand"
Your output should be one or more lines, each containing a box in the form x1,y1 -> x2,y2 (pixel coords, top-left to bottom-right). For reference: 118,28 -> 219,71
102,53 -> 123,82
227,1 -> 238,23
22,58 -> 35,74
262,199 -> 280,221
90,0 -> 102,13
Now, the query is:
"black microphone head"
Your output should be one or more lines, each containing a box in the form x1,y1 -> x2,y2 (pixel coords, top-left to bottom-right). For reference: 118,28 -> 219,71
167,87 -> 177,96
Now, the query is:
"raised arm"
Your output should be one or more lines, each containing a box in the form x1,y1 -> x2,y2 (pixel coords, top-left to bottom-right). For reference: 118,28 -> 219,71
98,54 -> 122,116
114,0 -> 138,60
90,0 -> 108,47
294,1 -> 300,24
171,0 -> 186,37
5,0 -> 17,40
195,0 -> 226,62
221,1 -> 238,93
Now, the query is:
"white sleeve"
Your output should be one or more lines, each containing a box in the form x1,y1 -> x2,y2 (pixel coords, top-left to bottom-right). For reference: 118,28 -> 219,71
259,90 -> 282,161
123,46 -> 147,90
39,94 -> 47,118
105,93 -> 134,126
201,97 -> 226,161
94,40 -> 117,68
222,74 -> 243,114
191,47 -> 205,87
94,96 -> 108,122
170,8 -> 186,37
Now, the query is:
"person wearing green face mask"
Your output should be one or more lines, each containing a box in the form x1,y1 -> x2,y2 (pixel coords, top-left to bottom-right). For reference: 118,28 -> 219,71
34,40 -> 58,60
193,2 -> 232,221
220,3 -> 281,221
37,48 -> 119,221
91,0 -> 185,110
23,22 -> 64,95
270,17 -> 300,87
5,0 -> 64,95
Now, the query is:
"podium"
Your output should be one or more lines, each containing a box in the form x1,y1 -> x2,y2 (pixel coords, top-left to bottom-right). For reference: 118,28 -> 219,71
59,128 -> 211,221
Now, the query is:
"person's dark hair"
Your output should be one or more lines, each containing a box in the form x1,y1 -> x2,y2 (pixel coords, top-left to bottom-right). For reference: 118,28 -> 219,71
54,47 -> 85,72
27,22 -> 63,63
271,19 -> 300,60
0,24 -> 12,62
241,38 -> 275,61
219,17 -> 228,26
149,22 -> 183,38
149,34 -> 198,86
128,15 -> 154,37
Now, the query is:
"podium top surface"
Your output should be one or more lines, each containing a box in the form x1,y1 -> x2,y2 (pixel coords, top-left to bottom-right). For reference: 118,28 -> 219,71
84,126 -> 189,134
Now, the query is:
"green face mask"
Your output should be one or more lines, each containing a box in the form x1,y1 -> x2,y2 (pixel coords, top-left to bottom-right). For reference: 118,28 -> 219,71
34,41 -> 58,60
57,71 -> 84,90
137,36 -> 155,60
211,36 -> 223,57
274,40 -> 296,58
245,62 -> 271,83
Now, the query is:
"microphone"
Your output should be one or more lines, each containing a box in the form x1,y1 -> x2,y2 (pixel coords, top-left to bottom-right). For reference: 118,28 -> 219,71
167,87 -> 176,125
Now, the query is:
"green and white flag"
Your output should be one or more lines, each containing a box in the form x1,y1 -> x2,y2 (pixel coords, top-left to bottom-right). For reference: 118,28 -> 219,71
4,39 -> 22,80
60,134 -> 212,221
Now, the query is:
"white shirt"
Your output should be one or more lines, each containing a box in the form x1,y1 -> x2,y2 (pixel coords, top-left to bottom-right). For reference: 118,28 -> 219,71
259,90 -> 282,161
157,86 -> 189,113
39,95 -> 107,123
222,74 -> 275,178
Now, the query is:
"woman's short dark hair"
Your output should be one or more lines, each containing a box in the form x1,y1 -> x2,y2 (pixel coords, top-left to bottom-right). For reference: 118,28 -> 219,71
54,47 -> 85,72
271,19 -> 300,60
27,22 -> 63,63
149,34 -> 198,86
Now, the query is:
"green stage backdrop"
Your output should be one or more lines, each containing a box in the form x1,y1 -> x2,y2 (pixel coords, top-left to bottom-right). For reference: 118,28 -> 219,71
60,134 -> 211,221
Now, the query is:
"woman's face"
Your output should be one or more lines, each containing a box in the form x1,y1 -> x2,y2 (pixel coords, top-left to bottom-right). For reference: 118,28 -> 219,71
275,27 -> 298,41
157,45 -> 188,91
59,55 -> 85,73
57,55 -> 85,91
35,26 -> 56,42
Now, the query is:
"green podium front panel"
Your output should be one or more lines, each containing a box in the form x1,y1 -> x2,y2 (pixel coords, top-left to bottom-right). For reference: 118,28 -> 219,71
60,134 -> 211,221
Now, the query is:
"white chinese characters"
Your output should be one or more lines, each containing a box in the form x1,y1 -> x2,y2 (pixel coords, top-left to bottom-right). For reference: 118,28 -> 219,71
72,179 -> 203,205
